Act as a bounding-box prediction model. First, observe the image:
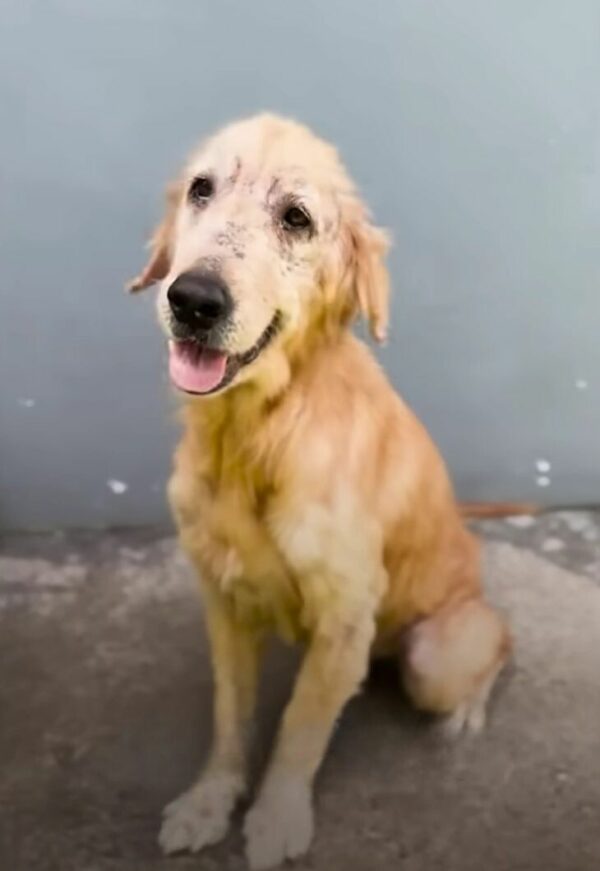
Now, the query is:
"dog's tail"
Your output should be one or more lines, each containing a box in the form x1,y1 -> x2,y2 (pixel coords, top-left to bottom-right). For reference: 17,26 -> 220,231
459,501 -> 540,519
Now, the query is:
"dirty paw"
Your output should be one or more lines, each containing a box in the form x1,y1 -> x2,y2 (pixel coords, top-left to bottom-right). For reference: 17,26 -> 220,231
159,772 -> 242,854
244,779 -> 314,870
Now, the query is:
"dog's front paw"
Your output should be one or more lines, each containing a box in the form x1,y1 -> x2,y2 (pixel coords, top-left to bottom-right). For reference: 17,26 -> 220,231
159,772 -> 242,855
243,778 -> 314,870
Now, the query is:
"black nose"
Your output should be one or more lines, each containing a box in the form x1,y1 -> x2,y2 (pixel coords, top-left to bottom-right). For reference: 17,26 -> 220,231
167,270 -> 233,330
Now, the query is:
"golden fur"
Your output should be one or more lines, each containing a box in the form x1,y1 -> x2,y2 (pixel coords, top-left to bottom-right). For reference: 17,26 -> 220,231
130,113 -> 510,870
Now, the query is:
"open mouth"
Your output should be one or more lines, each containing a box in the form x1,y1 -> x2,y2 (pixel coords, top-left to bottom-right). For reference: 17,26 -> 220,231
168,313 -> 281,396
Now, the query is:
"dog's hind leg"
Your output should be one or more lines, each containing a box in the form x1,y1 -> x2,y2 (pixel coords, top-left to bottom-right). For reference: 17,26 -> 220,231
401,597 -> 510,736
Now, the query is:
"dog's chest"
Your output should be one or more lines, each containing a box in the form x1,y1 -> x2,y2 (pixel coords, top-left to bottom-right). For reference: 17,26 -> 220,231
173,446 -> 306,641
213,488 -> 306,641
173,397 -> 357,641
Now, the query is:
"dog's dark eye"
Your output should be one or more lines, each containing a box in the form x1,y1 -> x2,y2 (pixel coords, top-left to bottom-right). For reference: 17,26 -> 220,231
282,205 -> 312,232
188,176 -> 214,203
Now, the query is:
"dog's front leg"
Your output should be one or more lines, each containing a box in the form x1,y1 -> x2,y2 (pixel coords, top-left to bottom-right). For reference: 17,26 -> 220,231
160,583 -> 262,855
244,593 -> 376,870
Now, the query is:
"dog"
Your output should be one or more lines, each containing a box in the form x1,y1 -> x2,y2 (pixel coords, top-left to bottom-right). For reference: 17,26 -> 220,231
129,113 -> 510,870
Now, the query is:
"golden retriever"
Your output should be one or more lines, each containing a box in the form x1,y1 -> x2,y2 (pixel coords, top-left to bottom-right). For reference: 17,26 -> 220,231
129,113 -> 510,870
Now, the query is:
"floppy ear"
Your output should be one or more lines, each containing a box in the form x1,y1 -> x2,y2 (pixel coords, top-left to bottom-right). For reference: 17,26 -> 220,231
126,181 -> 182,293
346,203 -> 391,343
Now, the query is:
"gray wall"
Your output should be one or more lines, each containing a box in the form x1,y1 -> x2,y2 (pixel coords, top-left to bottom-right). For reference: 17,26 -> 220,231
2,0 -> 600,530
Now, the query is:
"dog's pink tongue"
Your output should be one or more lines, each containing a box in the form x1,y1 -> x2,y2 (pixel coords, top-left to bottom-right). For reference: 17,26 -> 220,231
169,342 -> 228,393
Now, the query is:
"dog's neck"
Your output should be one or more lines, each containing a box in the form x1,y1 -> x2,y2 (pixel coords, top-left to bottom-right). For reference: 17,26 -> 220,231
184,317 -> 351,426
181,324 -> 353,484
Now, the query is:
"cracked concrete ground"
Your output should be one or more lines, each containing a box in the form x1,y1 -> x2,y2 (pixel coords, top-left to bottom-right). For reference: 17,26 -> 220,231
1,513 -> 599,871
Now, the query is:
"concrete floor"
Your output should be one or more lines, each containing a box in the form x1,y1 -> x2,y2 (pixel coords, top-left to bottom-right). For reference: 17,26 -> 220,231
1,513 -> 600,871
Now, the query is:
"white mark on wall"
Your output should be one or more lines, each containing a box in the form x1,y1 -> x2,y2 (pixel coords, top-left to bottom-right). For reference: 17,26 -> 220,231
18,398 -> 36,408
534,459 -> 551,488
575,379 -> 588,391
107,479 -> 128,495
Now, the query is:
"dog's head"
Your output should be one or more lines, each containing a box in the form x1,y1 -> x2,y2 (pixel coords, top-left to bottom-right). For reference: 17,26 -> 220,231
129,114 -> 390,396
